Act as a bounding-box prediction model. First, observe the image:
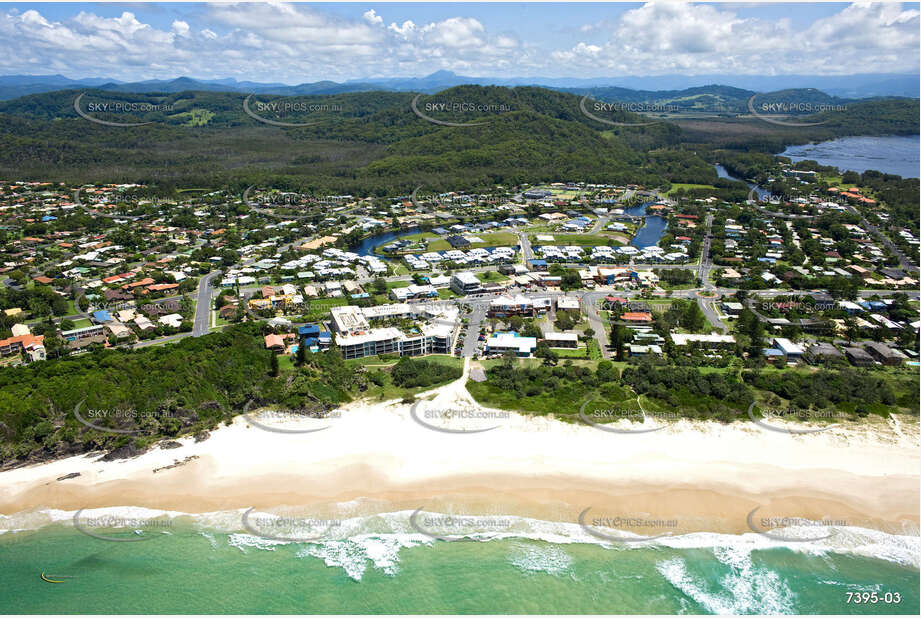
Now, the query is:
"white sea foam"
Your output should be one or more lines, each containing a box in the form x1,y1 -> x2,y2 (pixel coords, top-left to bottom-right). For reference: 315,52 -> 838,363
295,535 -> 427,582
3,507 -> 918,575
656,548 -> 799,615
507,542 -> 573,576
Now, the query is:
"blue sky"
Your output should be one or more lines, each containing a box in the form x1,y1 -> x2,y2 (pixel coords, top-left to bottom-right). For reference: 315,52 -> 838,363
1,2 -> 918,82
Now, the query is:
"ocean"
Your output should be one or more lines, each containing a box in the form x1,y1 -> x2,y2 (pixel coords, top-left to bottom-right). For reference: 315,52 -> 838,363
2,508 -> 918,614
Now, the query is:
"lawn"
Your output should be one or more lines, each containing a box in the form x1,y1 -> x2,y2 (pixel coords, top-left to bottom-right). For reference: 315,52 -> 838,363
530,233 -> 621,247
476,271 -> 509,282
666,183 -> 717,196
277,354 -> 296,372
471,232 -> 518,248
552,346 -> 591,359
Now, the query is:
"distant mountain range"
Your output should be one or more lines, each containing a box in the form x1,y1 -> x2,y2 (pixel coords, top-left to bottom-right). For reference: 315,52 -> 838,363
0,70 -> 917,101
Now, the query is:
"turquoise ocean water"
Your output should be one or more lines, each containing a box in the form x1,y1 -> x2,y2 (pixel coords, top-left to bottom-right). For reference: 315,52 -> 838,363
1,509 -> 918,614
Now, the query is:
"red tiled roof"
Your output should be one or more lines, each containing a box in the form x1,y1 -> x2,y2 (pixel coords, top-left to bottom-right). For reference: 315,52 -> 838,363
147,283 -> 179,292
621,312 -> 653,322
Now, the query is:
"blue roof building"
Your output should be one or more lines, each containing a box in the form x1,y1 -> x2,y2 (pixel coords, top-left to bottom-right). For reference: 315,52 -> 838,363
92,310 -> 113,323
528,259 -> 548,271
298,324 -> 320,338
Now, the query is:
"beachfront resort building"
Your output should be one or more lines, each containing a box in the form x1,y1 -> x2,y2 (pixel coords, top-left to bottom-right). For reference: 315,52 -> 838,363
329,304 -> 459,360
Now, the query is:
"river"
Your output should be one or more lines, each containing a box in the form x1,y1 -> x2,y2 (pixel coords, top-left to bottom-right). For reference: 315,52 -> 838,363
714,163 -> 773,200
354,226 -> 420,258
781,135 -> 919,179
624,201 -> 668,248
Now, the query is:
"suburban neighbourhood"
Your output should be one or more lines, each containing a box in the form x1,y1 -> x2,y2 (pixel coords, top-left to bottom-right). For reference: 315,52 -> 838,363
1,175 -> 918,373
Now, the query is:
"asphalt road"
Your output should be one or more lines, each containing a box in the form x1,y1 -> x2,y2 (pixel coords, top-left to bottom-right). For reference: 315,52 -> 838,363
844,204 -> 919,274
518,231 -> 534,262
193,271 -> 220,336
462,303 -> 488,358
698,213 -> 715,289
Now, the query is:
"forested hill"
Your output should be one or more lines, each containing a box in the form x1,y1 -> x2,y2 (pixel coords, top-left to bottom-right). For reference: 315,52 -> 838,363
0,85 -> 681,192
0,84 -> 916,193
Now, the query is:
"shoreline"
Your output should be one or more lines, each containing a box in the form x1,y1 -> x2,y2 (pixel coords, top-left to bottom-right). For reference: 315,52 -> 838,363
2,378 -> 918,546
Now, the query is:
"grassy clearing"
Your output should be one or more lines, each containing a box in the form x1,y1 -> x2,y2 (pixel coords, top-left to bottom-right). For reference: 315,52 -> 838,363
476,271 -> 509,282
468,232 -> 519,248
530,233 -> 621,247
666,183 -> 716,196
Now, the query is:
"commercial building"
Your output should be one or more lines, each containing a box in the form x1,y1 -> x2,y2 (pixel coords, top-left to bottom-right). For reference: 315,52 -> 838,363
670,333 -> 736,349
450,271 -> 482,295
330,305 -> 370,334
335,323 -> 456,360
61,324 -> 106,349
485,332 -> 538,357
330,304 -> 458,360
543,332 -> 579,348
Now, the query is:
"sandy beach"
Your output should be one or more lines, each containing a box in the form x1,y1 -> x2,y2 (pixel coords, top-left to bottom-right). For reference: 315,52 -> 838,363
1,371 -> 918,538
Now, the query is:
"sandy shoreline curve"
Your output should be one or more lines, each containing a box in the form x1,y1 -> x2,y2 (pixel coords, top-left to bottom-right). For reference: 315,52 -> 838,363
1,374 -> 918,539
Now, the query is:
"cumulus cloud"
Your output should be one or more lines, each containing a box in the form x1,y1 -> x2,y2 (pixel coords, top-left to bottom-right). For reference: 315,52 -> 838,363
561,1 -> 919,75
0,2 -> 915,82
363,9 -> 383,26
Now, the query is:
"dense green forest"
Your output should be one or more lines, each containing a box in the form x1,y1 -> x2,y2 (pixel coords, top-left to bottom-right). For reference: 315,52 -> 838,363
0,85 -> 916,193
468,357 -> 919,424
0,324 -> 472,469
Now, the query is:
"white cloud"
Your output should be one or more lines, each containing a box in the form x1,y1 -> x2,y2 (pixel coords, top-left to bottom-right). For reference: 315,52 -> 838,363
363,9 -> 383,26
0,2 -> 915,82
172,20 -> 190,37
557,1 -> 919,75
388,20 -> 416,40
